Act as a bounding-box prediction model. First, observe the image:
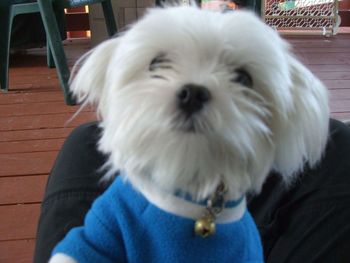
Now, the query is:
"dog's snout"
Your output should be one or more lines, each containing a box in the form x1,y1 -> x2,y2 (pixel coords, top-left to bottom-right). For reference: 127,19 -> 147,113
177,84 -> 211,115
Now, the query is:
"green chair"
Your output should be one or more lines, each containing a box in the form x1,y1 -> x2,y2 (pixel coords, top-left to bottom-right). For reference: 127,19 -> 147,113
0,1 -> 40,96
0,0 -> 117,105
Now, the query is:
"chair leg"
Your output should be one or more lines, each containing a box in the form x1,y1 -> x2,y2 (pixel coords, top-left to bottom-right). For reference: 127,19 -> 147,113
0,6 -> 12,92
37,0 -> 75,105
101,0 -> 118,37
47,41 -> 55,68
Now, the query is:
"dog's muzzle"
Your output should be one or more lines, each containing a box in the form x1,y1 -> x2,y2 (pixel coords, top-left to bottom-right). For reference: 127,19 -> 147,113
177,84 -> 211,116
175,84 -> 211,133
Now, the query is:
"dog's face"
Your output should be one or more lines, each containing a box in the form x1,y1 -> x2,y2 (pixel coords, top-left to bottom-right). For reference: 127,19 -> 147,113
71,6 -> 329,200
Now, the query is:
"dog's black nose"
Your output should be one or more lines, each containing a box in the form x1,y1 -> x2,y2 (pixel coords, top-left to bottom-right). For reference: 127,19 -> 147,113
177,84 -> 211,115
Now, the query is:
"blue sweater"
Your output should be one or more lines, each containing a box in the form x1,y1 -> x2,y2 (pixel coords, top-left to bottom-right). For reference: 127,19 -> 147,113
53,177 -> 264,262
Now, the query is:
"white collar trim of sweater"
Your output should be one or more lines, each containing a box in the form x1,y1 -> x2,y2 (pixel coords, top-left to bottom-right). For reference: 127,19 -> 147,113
126,176 -> 246,224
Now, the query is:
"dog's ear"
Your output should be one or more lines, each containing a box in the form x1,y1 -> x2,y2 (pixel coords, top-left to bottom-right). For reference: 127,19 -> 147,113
273,56 -> 329,180
70,37 -> 120,107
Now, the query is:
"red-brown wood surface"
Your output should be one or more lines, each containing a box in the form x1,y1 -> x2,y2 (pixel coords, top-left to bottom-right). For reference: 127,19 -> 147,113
0,39 -> 96,263
0,33 -> 349,262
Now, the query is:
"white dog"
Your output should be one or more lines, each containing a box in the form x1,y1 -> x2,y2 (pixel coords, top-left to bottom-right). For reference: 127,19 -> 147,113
50,4 -> 329,263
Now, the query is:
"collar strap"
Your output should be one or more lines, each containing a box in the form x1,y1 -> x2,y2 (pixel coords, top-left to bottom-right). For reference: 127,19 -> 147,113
174,190 -> 244,209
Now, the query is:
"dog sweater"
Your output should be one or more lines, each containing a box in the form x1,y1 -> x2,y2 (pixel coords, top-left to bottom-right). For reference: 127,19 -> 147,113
52,176 -> 264,263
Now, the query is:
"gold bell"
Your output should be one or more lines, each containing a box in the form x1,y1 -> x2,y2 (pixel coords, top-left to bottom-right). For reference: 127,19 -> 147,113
194,217 -> 216,238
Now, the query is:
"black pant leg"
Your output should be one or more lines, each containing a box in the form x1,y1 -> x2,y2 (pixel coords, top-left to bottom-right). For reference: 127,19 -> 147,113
249,119 -> 350,263
35,119 -> 350,263
33,122 -> 107,263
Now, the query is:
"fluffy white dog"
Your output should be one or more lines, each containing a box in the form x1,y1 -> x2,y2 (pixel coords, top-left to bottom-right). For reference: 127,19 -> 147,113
50,4 -> 329,263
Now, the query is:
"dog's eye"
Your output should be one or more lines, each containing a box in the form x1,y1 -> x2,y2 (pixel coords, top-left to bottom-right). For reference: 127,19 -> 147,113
150,55 -> 168,66
149,54 -> 172,71
232,69 -> 253,88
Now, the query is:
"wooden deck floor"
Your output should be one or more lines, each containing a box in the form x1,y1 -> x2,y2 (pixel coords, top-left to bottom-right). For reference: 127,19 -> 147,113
0,34 -> 349,262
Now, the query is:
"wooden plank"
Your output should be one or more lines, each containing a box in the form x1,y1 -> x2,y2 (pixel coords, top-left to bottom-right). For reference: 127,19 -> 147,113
0,102 -> 78,117
0,111 -> 96,131
8,74 -> 59,87
331,112 -> 350,121
0,175 -> 47,205
0,203 -> 40,241
9,66 -> 55,76
4,84 -> 57,93
308,64 -> 350,73
0,127 -> 74,142
292,47 -> 350,53
323,80 -> 350,89
0,138 -> 64,154
0,151 -> 57,177
296,54 -> 349,65
329,89 -> 350,100
0,239 -> 36,263
329,100 -> 350,113
286,35 -> 350,48
0,102 -> 93,117
0,91 -> 64,105
301,52 -> 350,59
315,71 -> 350,81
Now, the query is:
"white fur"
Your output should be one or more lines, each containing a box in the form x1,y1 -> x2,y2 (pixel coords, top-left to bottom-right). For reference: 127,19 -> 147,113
49,253 -> 77,263
71,6 -> 329,203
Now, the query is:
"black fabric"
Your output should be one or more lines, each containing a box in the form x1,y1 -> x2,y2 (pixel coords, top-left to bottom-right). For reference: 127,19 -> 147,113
249,118 -> 350,262
33,123 -> 107,263
34,119 -> 350,263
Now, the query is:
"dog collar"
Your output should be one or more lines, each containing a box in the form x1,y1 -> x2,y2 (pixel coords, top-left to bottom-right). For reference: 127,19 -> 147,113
175,184 -> 245,238
125,174 -> 246,236
174,189 -> 244,209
